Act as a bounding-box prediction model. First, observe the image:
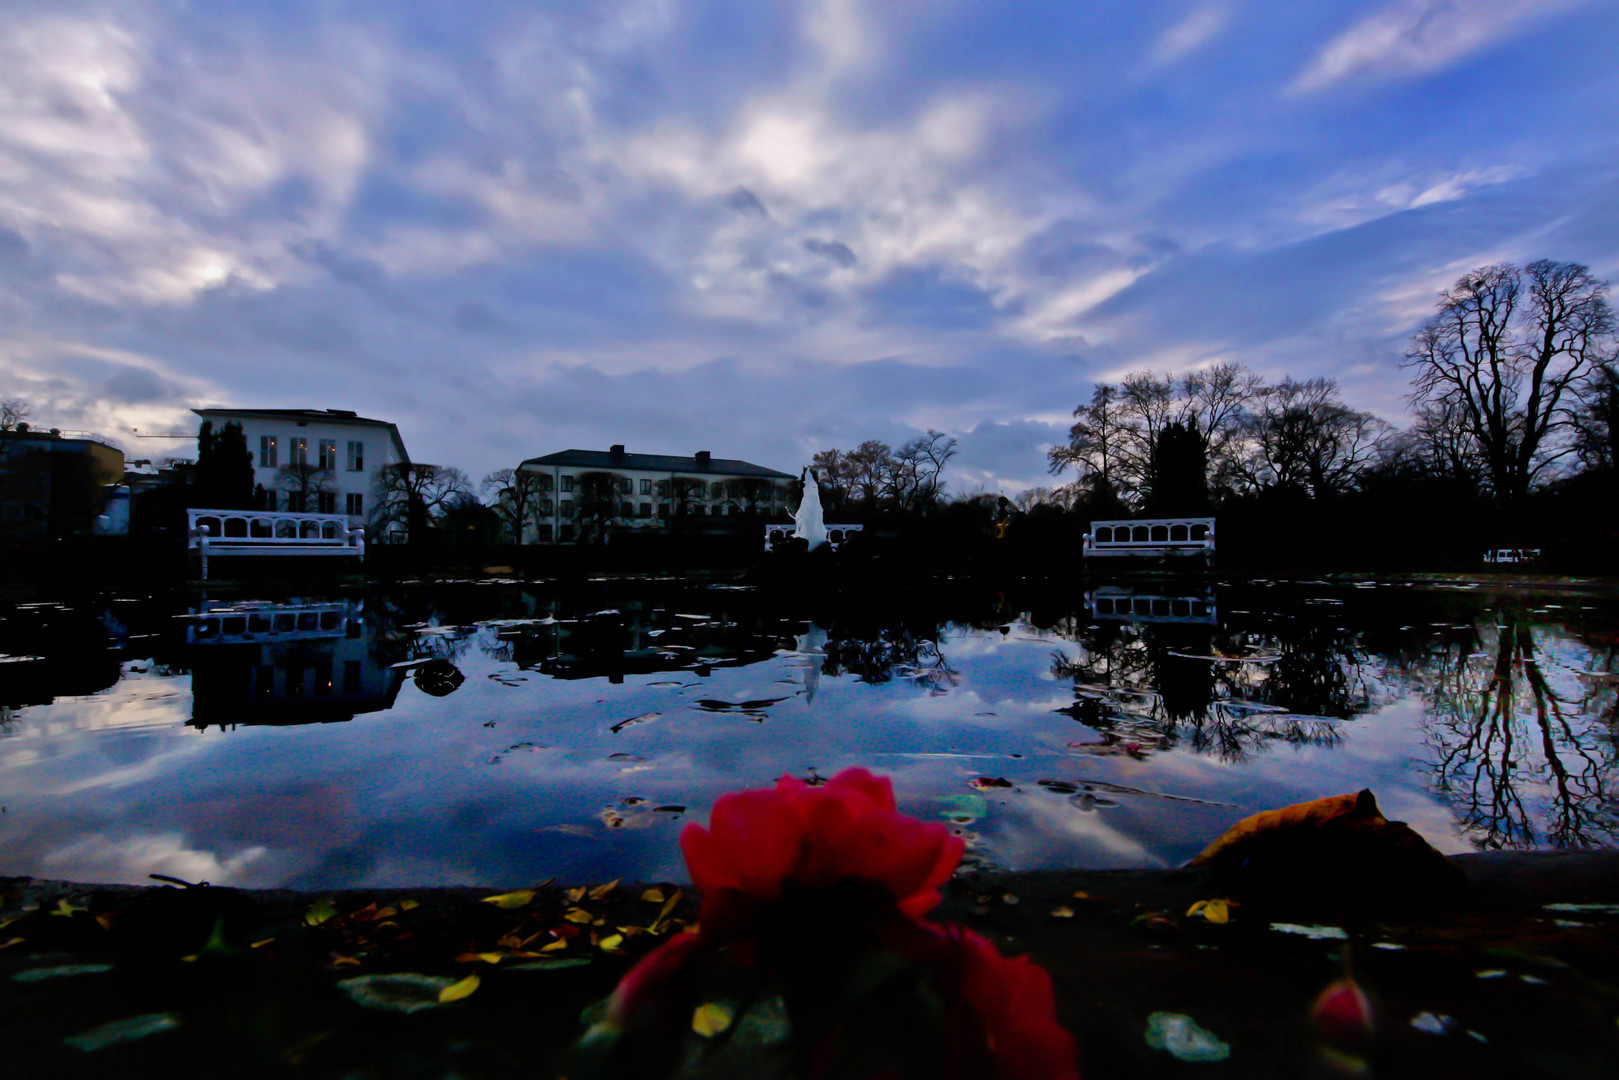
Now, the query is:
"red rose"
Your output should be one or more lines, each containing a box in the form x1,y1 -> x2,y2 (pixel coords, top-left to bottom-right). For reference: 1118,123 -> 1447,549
681,768 -> 964,936
943,925 -> 1079,1080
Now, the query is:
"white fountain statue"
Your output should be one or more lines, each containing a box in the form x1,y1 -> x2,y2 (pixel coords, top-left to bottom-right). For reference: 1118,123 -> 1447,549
793,468 -> 828,551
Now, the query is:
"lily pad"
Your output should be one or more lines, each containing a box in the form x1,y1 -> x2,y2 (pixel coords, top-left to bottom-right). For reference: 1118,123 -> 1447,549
338,973 -> 456,1013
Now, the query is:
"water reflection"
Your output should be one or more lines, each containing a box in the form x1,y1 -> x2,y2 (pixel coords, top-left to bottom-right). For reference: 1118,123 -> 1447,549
187,600 -> 407,728
1408,610 -> 1619,849
1,581 -> 1616,890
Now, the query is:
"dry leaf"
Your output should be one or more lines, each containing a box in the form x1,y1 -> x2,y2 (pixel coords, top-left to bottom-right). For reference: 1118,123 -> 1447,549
692,1002 -> 734,1037
1050,906 -> 1076,919
305,897 -> 338,926
480,889 -> 536,910
588,879 -> 620,901
641,887 -> 666,903
563,908 -> 595,924
439,973 -> 480,1003
399,899 -> 420,912
598,934 -> 624,952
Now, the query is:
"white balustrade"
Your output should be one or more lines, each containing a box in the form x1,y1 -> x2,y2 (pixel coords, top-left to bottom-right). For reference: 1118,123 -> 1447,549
187,508 -> 365,579
1083,517 -> 1215,558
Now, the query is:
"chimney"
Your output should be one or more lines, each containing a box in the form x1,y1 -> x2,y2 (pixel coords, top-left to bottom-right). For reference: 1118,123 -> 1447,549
610,444 -> 625,459
695,450 -> 711,466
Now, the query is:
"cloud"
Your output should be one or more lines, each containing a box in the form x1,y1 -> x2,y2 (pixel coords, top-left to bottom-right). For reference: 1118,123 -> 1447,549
1147,3 -> 1237,68
1291,0 -> 1589,94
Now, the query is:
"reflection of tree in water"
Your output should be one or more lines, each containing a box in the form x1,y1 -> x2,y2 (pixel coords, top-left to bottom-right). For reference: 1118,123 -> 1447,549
1049,616 -> 1377,761
1415,612 -> 1619,850
819,619 -> 958,695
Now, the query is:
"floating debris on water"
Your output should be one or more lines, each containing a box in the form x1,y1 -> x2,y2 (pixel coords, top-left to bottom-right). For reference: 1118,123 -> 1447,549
1145,1012 -> 1231,1062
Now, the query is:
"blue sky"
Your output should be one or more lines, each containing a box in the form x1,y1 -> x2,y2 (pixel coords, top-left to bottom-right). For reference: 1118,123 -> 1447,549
1,0 -> 1617,492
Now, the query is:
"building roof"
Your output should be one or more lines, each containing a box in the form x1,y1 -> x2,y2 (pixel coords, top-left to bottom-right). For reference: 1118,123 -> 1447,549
520,448 -> 793,479
192,408 -> 411,465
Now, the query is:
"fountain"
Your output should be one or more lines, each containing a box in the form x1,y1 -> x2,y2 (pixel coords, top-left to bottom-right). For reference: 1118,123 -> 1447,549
793,468 -> 828,551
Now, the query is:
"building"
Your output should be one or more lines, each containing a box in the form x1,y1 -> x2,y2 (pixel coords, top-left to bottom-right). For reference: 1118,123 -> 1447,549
0,426 -> 125,539
516,446 -> 795,543
191,408 -> 410,535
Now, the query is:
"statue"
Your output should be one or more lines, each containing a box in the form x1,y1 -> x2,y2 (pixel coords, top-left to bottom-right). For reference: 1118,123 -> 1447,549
793,468 -> 828,551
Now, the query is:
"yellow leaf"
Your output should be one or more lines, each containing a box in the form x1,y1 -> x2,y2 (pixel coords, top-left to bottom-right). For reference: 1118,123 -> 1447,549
52,899 -> 87,917
1072,891 -> 1090,900
540,938 -> 568,953
455,951 -> 506,965
1203,899 -> 1231,925
439,972 -> 481,1003
588,879 -> 620,901
95,913 -> 116,931
565,886 -> 587,904
480,889 -> 536,910
305,897 -> 338,926
563,908 -> 595,924
250,938 -> 275,949
692,1002 -> 734,1038
598,934 -> 624,952
331,955 -> 362,967
641,888 -> 666,904
1187,901 -> 1208,918
399,899 -> 420,912
1050,906 -> 1076,919
650,889 -> 683,932
0,937 -> 26,950
374,906 -> 398,921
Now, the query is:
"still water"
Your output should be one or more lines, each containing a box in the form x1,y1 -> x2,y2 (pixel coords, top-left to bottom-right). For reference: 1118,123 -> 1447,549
2,579 -> 1615,889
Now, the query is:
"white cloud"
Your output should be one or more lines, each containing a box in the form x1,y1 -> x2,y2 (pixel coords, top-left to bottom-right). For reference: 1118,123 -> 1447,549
43,831 -> 269,887
1147,3 -> 1237,68
1291,0 -> 1589,94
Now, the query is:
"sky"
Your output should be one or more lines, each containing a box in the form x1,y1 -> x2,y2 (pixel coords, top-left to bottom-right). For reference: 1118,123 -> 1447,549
1,0 -> 1617,495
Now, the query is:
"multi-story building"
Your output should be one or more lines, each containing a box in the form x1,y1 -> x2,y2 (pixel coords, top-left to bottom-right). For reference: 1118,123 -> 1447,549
191,408 -> 410,534
515,446 -> 795,543
0,426 -> 125,539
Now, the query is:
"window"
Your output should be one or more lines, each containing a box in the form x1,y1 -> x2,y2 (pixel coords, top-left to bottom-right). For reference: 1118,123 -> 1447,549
618,477 -> 632,494
263,491 -> 278,511
317,439 -> 336,470
710,482 -> 724,499
347,441 -> 364,471
537,473 -> 553,490
317,491 -> 337,514
640,478 -> 652,495
559,523 -> 575,542
639,502 -> 651,518
657,480 -> 670,496
291,436 -> 309,466
658,504 -> 670,519
537,523 -> 553,541
259,435 -> 278,468
561,475 -> 575,493
560,499 -> 574,516
287,492 -> 307,512
346,492 -> 364,516
620,501 -> 633,517
539,498 -> 554,515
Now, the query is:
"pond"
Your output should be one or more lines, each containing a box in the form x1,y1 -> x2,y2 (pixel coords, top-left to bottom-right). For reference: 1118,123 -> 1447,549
2,577 -> 1616,890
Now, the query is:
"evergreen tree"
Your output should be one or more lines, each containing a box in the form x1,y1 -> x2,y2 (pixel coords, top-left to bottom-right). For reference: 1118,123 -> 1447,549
193,420 -> 255,509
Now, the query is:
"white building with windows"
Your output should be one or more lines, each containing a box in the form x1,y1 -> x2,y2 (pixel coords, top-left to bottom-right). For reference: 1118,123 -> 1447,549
192,408 -> 410,532
516,445 -> 795,543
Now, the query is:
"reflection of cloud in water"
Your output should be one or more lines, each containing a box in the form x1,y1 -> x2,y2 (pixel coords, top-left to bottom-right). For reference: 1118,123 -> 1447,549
43,832 -> 268,886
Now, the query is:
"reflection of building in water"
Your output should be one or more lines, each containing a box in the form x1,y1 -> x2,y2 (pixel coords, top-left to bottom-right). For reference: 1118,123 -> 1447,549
0,604 -> 125,708
502,603 -> 791,682
1086,588 -> 1217,625
185,600 -> 405,728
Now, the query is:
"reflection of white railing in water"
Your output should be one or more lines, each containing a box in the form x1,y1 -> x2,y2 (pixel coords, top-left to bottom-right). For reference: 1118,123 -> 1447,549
763,523 -> 864,552
185,600 -> 362,645
187,509 -> 365,580
1085,588 -> 1218,624
1083,517 -> 1215,558
1483,548 -> 1541,564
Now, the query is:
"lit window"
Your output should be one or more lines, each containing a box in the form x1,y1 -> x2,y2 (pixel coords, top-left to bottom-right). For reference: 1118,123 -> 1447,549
319,440 -> 337,470
259,435 -> 278,468
291,437 -> 309,466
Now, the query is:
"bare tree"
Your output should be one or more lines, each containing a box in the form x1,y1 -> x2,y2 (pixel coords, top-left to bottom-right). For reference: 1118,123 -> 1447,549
482,467 -> 548,543
373,463 -> 472,541
1,398 -> 30,431
1405,260 -> 1616,504
276,461 -> 336,513
572,470 -> 625,542
886,430 -> 957,511
1573,360 -> 1619,473
1241,377 -> 1389,497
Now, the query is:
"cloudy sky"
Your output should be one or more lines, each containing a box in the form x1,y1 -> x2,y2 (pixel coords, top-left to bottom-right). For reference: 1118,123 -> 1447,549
2,0 -> 1617,493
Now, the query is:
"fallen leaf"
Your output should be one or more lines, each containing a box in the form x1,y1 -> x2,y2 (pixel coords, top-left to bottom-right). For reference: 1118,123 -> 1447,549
563,908 -> 595,924
52,899 -> 87,918
1050,907 -> 1075,919
250,938 -> 275,949
641,888 -> 666,903
439,973 -> 480,1003
456,952 -> 506,965
480,889 -> 536,910
692,1002 -> 734,1037
565,887 -> 587,904
399,899 -> 420,912
598,934 -> 624,952
305,898 -> 339,926
588,879 -> 620,901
